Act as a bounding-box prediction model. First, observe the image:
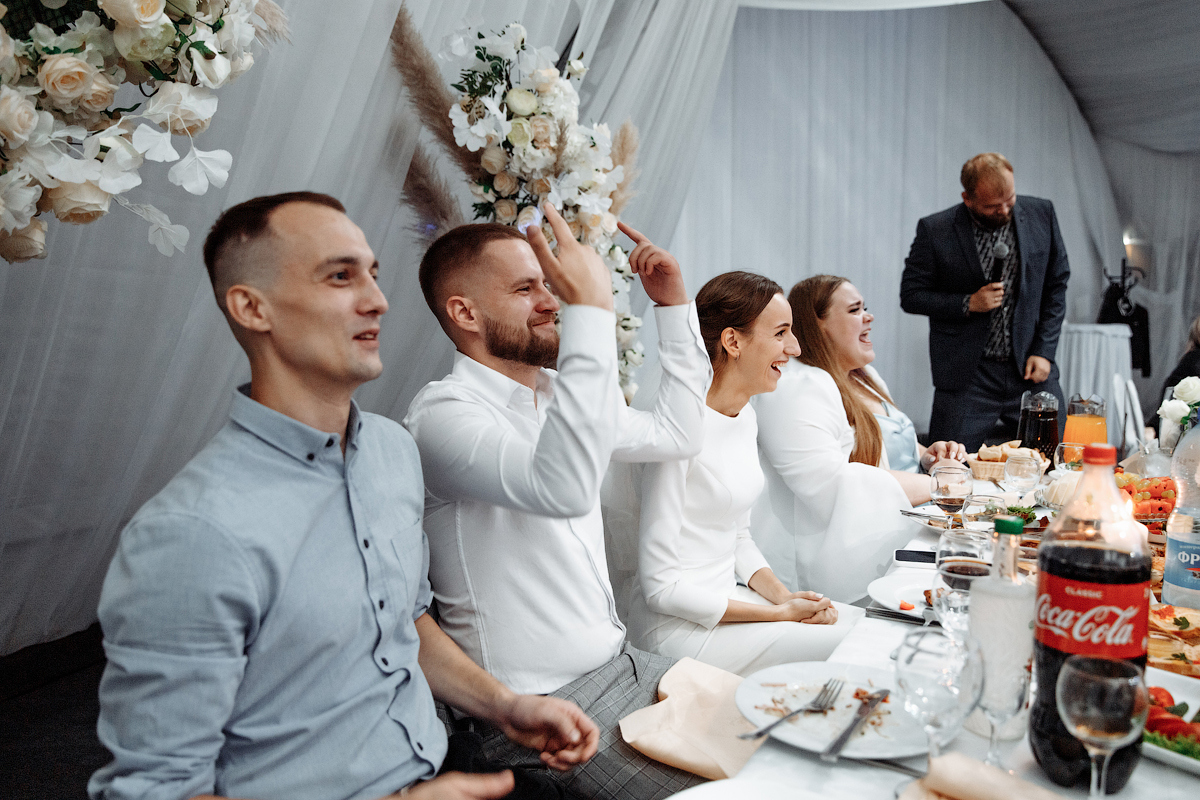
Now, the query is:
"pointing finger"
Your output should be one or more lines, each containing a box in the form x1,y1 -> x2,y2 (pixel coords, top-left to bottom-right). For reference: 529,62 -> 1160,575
541,202 -> 574,247
617,220 -> 648,245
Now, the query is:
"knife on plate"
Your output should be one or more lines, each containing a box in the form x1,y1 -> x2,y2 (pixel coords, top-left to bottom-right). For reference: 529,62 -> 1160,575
865,607 -> 940,627
820,689 -> 890,763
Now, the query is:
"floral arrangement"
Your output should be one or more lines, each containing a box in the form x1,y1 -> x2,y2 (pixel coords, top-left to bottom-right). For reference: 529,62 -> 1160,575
0,0 -> 287,263
1159,375 -> 1200,448
389,11 -> 644,399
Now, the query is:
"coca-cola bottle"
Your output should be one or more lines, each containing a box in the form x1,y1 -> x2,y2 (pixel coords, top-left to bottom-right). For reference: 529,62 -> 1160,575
1030,443 -> 1151,792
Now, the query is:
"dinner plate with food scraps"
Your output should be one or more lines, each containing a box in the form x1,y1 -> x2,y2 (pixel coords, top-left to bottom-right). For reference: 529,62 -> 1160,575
735,662 -> 929,759
867,572 -> 935,620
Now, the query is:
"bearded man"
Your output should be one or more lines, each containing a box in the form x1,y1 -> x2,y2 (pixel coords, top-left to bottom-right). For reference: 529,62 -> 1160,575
900,152 -> 1070,450
403,206 -> 710,800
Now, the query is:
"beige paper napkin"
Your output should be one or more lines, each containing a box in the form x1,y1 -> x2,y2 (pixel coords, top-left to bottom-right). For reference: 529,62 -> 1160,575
618,657 -> 764,780
897,753 -> 1068,800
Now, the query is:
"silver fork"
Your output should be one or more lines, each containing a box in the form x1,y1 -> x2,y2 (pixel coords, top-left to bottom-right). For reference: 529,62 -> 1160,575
738,677 -> 844,740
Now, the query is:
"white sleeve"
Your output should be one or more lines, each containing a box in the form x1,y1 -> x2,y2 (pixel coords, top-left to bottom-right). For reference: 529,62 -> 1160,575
637,458 -> 728,629
612,303 -> 711,463
733,507 -> 770,585
755,367 -> 912,601
404,305 -> 619,518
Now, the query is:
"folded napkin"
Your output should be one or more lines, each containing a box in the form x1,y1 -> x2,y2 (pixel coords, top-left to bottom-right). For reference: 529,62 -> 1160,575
618,657 -> 763,780
897,753 -> 1067,800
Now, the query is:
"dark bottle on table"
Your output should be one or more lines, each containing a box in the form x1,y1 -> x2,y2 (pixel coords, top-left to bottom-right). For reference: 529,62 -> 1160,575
1019,390 -> 1060,461
1030,443 -> 1150,793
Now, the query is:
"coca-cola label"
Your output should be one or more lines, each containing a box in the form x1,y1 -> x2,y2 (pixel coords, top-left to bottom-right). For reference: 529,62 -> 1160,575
1035,573 -> 1149,658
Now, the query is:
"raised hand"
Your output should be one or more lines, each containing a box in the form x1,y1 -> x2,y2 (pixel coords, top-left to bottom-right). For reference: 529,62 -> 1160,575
525,203 -> 613,311
617,220 -> 689,307
495,694 -> 599,771
388,770 -> 514,800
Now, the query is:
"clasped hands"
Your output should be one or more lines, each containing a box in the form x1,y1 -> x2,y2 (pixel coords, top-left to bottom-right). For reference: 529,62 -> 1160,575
525,202 -> 688,309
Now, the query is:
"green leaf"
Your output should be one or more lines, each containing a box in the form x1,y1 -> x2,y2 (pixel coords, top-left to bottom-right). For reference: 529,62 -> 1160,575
1167,702 -> 1190,717
1144,730 -> 1200,760
1171,652 -> 1193,664
144,61 -> 171,82
1175,616 -> 1192,630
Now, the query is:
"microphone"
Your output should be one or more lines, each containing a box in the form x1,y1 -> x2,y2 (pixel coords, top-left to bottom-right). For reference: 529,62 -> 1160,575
991,241 -> 1010,259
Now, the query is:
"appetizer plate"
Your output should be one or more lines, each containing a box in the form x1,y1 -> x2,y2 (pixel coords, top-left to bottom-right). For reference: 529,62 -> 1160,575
867,572 -> 932,620
736,662 -> 929,760
1144,666 -> 1200,775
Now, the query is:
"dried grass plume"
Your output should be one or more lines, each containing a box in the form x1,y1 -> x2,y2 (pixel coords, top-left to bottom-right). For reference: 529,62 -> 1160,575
608,119 -> 640,216
402,143 -> 466,244
251,0 -> 291,46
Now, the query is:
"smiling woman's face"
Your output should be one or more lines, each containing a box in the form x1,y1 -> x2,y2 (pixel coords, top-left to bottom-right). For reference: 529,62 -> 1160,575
818,281 -> 875,374
732,293 -> 802,396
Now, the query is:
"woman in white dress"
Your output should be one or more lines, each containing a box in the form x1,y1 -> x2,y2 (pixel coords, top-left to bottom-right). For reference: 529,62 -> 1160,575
752,275 -> 966,602
627,272 -> 861,676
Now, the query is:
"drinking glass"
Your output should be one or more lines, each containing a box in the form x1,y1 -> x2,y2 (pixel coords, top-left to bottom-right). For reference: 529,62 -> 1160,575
960,494 -> 1006,533
895,629 -> 985,758
1054,442 -> 1085,472
932,530 -> 991,641
1064,394 -> 1108,447
978,653 -> 1031,767
1002,455 -> 1041,496
930,464 -> 972,517
1055,656 -> 1149,799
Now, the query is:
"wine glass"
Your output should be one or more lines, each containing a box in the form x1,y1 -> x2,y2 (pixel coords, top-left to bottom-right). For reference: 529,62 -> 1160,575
960,494 -> 1006,533
1002,455 -> 1041,496
930,464 -> 972,518
1054,442 -> 1085,472
895,629 -> 985,758
976,646 -> 1031,767
1055,656 -> 1149,799
932,530 -> 991,641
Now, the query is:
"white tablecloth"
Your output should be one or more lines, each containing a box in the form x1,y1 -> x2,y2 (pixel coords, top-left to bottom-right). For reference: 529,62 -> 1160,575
1057,322 -> 1133,443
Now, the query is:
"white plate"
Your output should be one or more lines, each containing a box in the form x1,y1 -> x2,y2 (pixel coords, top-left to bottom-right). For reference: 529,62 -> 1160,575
1144,666 -> 1200,775
668,778 -> 826,800
735,662 -> 929,760
867,572 -> 932,619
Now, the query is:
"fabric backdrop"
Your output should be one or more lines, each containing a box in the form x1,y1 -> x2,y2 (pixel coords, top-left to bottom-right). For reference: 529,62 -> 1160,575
665,2 -> 1124,433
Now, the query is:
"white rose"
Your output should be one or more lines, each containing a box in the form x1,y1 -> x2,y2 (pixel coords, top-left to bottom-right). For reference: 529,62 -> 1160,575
502,23 -> 527,47
37,54 -> 97,110
97,0 -> 166,27
0,85 -> 39,148
529,177 -> 551,197
40,181 -> 112,224
228,53 -> 254,82
144,82 -> 217,135
469,181 -> 495,203
507,118 -> 532,148
567,59 -> 588,79
492,172 -> 519,197
165,0 -> 198,20
516,205 -> 541,234
601,212 -> 618,235
79,72 -> 119,114
113,18 -> 177,62
529,114 -> 555,149
504,87 -> 538,117
531,68 -> 558,94
1159,397 -> 1191,425
493,198 -> 518,224
0,218 -> 48,262
188,43 -> 231,89
1173,376 -> 1200,406
0,26 -> 16,67
480,145 -> 507,175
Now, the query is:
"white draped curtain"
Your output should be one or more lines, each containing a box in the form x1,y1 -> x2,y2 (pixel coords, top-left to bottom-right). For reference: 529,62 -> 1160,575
667,1 -> 1124,432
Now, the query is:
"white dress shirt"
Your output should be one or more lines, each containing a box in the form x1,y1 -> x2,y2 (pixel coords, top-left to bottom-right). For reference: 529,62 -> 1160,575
403,303 -> 710,695
751,361 -> 913,603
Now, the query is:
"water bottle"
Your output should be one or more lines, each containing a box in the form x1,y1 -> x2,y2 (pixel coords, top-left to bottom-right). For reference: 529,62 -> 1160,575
1165,420 -> 1200,607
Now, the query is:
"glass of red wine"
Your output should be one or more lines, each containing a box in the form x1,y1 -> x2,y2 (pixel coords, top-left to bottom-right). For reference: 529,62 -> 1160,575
930,464 -> 972,518
1055,656 -> 1148,799
932,529 -> 991,641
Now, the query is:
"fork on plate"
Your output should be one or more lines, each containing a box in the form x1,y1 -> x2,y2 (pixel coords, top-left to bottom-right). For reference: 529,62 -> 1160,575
737,677 -> 844,740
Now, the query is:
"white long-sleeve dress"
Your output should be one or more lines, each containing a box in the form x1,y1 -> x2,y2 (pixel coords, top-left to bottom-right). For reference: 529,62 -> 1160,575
626,404 -> 859,676
751,361 -> 915,604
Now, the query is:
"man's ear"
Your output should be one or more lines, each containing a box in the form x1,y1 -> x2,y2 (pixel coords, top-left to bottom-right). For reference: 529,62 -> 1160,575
720,326 -> 740,362
445,295 -> 483,335
226,284 -> 272,334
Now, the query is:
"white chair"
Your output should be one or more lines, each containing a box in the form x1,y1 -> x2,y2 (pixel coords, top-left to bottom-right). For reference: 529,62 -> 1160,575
1110,373 -> 1145,457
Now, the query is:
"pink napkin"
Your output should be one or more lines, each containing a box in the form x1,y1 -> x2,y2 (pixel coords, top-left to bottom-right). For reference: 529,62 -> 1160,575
897,753 -> 1068,800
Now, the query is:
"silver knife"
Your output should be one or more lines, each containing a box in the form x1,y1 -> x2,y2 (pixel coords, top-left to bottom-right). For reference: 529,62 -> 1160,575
820,689 -> 890,763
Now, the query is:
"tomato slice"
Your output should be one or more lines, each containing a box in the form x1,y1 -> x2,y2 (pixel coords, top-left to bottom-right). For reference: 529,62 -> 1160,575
1149,687 -> 1176,708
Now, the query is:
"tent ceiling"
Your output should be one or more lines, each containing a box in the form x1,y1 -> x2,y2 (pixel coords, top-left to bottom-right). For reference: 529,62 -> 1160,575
1005,0 -> 1200,154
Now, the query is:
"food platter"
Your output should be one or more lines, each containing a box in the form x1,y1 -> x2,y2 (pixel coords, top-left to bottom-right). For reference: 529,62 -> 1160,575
1144,667 -> 1200,775
736,662 -> 928,759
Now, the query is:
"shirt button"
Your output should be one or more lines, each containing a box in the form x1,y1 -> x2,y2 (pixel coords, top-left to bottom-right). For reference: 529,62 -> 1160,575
306,453 -> 315,461
381,657 -> 389,666
326,437 -> 335,447
363,539 -> 369,549
416,741 -> 423,752
378,600 -> 385,610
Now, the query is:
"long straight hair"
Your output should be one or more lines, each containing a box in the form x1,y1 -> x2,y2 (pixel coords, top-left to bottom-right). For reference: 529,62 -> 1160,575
788,275 -> 892,466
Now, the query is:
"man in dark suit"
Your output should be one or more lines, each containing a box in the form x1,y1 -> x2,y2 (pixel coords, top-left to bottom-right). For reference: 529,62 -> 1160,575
901,153 -> 1069,450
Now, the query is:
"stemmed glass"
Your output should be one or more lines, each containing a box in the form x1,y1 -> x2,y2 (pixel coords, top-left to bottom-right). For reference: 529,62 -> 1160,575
895,629 -> 985,758
1002,455 -> 1041,496
930,464 -> 972,517
932,529 -> 991,641
977,653 -> 1031,767
960,494 -> 1006,533
1054,442 -> 1085,472
1055,656 -> 1149,799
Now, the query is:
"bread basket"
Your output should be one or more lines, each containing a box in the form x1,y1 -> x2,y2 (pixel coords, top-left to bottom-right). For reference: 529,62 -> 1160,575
966,455 -> 1049,481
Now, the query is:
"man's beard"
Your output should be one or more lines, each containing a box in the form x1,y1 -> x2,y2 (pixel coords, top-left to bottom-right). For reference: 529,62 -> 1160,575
967,205 -> 1010,230
482,314 -> 559,369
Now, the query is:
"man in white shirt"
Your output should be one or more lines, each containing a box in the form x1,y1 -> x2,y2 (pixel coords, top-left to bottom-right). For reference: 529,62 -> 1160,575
403,205 -> 710,799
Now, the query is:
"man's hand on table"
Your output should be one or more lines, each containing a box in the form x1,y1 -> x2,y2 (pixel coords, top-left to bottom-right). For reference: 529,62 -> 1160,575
494,693 -> 599,771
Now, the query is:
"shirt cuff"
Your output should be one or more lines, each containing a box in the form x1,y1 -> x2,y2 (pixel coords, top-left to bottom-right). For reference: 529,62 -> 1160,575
653,302 -> 702,345
559,304 -> 618,364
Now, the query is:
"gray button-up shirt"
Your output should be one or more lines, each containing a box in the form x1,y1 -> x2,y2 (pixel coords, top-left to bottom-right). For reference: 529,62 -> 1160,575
89,387 -> 445,800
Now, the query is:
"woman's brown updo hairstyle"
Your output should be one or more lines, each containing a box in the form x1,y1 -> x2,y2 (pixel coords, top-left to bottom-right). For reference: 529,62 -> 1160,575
695,271 -> 784,373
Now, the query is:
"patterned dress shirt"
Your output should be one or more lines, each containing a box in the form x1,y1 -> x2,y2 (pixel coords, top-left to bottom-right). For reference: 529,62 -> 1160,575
972,215 -> 1020,360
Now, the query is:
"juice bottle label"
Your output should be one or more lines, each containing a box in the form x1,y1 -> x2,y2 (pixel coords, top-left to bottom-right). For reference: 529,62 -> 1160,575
1034,573 -> 1149,658
1164,537 -> 1200,589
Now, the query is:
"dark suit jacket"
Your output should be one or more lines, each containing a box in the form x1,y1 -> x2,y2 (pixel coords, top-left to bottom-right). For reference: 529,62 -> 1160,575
900,196 -> 1070,390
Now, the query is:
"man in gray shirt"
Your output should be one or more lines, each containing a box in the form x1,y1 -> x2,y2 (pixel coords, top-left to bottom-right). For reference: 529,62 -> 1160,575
89,192 -> 597,800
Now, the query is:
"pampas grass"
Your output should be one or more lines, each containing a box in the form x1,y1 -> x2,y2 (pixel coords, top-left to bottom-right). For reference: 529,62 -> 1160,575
608,120 -> 639,216
390,5 -> 484,183
252,0 -> 291,45
402,143 -> 465,243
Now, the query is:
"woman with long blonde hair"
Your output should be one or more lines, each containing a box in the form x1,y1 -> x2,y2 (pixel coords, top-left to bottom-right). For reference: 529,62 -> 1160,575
751,275 -> 965,602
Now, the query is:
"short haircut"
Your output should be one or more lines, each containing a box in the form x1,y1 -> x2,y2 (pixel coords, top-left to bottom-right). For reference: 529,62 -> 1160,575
202,191 -> 346,310
694,271 -> 783,368
960,152 -> 1013,197
419,223 -> 526,325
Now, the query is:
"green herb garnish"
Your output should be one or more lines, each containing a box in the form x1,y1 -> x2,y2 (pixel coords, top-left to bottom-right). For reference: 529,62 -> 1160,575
1007,505 -> 1036,525
1171,652 -> 1193,664
1174,615 -> 1192,630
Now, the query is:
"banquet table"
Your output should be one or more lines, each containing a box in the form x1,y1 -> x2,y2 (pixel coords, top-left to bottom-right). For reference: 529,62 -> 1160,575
670,489 -> 1194,799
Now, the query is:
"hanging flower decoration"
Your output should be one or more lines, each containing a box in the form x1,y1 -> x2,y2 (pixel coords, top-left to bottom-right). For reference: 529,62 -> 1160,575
441,23 -> 645,400
0,0 -> 288,263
